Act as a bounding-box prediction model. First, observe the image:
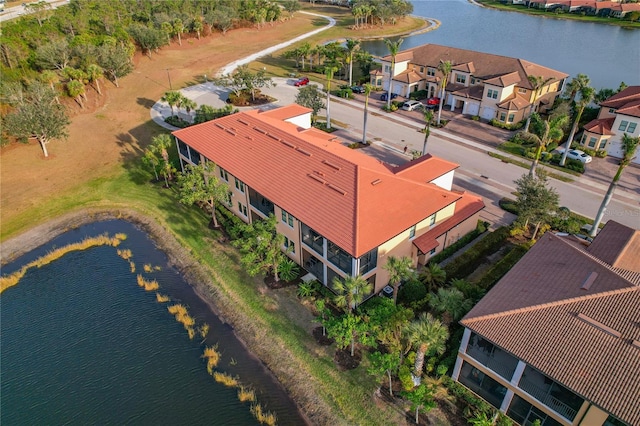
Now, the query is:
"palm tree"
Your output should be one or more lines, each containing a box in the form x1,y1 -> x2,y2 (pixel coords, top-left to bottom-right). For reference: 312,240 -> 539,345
560,86 -> 595,166
86,64 -> 104,96
161,91 -> 182,116
518,112 -> 568,176
362,83 -> 373,144
590,134 -> 639,237
324,63 -> 339,129
419,263 -> 446,293
67,80 -> 85,109
333,275 -> 373,314
345,39 -> 360,86
422,109 -> 434,155
524,75 -> 553,132
428,287 -> 472,324
383,38 -> 404,109
436,60 -> 452,125
383,256 -> 415,304
151,134 -> 174,187
404,313 -> 448,378
39,70 -> 60,103
173,19 -> 184,46
565,73 -> 590,103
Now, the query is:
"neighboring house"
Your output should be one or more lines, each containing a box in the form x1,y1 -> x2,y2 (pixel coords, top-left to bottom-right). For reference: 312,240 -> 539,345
375,44 -> 568,124
453,221 -> 640,426
580,86 -> 640,165
525,0 -> 637,17
172,104 -> 484,296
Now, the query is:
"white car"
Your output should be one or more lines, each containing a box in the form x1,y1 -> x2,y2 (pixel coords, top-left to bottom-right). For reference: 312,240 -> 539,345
401,100 -> 423,111
557,147 -> 592,164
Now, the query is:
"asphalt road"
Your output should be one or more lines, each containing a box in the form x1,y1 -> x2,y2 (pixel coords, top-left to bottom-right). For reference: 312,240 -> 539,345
0,0 -> 69,22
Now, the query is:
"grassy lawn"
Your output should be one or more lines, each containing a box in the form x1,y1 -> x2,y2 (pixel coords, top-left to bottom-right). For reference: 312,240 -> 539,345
494,143 -> 579,181
476,0 -> 640,28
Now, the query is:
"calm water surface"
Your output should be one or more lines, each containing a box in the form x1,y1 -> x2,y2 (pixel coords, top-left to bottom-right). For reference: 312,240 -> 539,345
1,220 -> 305,426
362,0 -> 640,90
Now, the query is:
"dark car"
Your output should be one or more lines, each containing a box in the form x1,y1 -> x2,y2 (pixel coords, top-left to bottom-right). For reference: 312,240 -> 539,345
294,77 -> 310,87
351,85 -> 365,94
380,92 -> 398,101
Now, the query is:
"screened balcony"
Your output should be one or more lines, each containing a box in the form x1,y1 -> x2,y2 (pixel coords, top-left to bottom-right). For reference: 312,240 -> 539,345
466,333 -> 519,380
327,240 -> 353,274
301,223 -> 324,256
248,188 -> 274,217
518,366 -> 583,422
458,361 -> 507,409
302,250 -> 324,283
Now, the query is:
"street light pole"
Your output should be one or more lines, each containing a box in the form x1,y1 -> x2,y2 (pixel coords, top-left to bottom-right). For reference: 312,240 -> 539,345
165,69 -> 172,90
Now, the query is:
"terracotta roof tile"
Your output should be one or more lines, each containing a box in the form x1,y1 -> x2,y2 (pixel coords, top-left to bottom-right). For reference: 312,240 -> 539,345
173,106 -> 464,257
587,221 -> 640,273
583,117 -> 615,135
258,104 -> 312,122
393,70 -> 423,84
393,154 -> 459,183
451,85 -> 485,101
616,99 -> 640,119
600,86 -> 640,110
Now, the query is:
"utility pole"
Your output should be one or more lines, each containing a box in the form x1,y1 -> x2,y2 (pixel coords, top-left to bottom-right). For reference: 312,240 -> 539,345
165,69 -> 172,90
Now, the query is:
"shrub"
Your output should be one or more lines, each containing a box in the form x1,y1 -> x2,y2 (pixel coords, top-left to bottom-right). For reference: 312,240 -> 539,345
429,221 -> 487,264
471,115 -> 480,121
398,278 -> 427,305
473,245 -> 529,290
565,158 -> 585,173
546,141 -> 558,152
165,115 -> 191,128
443,227 -> 511,280
489,119 -> 523,130
297,281 -> 315,299
409,90 -> 428,100
595,149 -> 607,158
398,365 -> 415,391
278,258 -> 299,282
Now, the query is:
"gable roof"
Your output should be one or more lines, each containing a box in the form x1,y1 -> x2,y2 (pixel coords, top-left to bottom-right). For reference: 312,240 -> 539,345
600,86 -> 640,111
587,221 -> 640,273
381,44 -> 567,90
173,106 -> 463,258
461,228 -> 640,425
583,117 -> 615,136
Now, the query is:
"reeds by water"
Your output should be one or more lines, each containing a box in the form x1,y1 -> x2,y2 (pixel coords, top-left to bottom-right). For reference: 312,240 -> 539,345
167,303 -> 196,338
202,345 -> 221,374
156,293 -> 170,303
0,234 -> 126,294
137,275 -> 159,291
117,249 -> 133,260
199,323 -> 210,339
251,403 -> 277,426
238,387 -> 256,403
213,372 -> 239,387
129,261 -> 136,273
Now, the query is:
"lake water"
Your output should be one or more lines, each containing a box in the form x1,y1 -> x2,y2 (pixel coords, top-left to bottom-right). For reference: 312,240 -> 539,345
0,220 -> 305,426
362,0 -> 640,90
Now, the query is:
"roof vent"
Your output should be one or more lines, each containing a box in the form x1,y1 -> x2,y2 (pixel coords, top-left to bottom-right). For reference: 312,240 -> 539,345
215,123 -> 225,130
327,184 -> 347,196
268,133 -> 280,141
632,340 -> 640,350
225,129 -> 236,136
253,126 -> 267,134
281,140 -> 296,148
371,179 -> 382,186
580,272 -> 598,290
307,174 -> 326,184
322,160 -> 341,171
245,136 -> 253,141
576,313 -> 621,338
296,147 -> 312,156
237,119 -> 249,126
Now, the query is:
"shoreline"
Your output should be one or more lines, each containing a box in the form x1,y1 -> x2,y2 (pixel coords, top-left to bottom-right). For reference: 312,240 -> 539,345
1,208 -> 321,424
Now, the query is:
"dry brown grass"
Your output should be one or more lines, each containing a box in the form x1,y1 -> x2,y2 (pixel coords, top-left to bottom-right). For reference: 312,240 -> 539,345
213,372 -> 239,387
137,274 -> 159,291
251,403 -> 277,426
167,303 -> 196,331
202,345 -> 221,374
155,293 -> 170,303
117,249 -> 133,260
238,387 -> 256,403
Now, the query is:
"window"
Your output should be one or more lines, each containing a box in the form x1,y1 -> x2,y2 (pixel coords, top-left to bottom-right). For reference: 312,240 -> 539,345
429,215 -> 436,226
359,247 -> 378,275
219,167 -> 229,181
470,77 -> 476,85
499,112 -> 507,122
409,225 -> 416,239
327,240 -> 352,274
618,120 -> 629,131
487,89 -> 498,99
429,248 -> 436,255
581,134 -> 587,144
427,68 -> 436,77
588,137 -> 597,148
628,122 -> 637,133
419,66 -> 424,73
508,113 -> 515,123
225,191 -> 232,207
284,237 -> 295,254
237,202 -> 247,217
599,139 -> 608,149
281,209 -> 294,227
455,74 -> 466,84
235,178 -> 245,193
384,65 -> 391,73
518,88 -> 527,94
609,108 -> 615,114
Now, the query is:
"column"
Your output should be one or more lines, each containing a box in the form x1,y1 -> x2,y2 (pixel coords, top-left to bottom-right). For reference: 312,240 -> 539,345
452,328 -> 472,380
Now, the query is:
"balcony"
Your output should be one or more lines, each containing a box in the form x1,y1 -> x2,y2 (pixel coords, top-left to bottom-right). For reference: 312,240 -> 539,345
301,223 -> 324,256
458,361 -> 507,409
466,343 -> 518,380
248,189 -> 274,217
518,377 -> 578,421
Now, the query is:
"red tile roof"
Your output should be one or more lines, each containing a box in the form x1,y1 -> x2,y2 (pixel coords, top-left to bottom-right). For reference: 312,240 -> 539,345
600,86 -> 640,111
173,106 -> 463,257
393,154 -> 459,183
413,193 -> 484,253
259,104 -> 312,122
583,117 -> 614,136
587,221 -> 640,273
461,229 -> 640,425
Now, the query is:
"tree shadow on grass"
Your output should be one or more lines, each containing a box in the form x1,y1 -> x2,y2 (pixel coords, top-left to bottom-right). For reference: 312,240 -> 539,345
137,97 -> 157,109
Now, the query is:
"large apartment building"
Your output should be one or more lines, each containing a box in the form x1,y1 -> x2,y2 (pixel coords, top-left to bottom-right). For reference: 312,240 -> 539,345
453,221 -> 640,426
373,44 -> 568,124
172,104 -> 484,295
580,86 -> 640,165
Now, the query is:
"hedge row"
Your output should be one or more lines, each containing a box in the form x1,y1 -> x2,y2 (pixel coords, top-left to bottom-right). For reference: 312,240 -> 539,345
443,226 -> 511,280
430,221 -> 488,265
472,244 -> 529,290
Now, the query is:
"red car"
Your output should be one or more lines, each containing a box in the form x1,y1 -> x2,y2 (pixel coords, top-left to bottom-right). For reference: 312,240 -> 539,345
425,97 -> 440,105
294,77 -> 310,87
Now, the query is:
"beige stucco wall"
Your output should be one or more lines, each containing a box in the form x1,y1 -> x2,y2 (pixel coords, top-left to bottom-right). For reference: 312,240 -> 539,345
578,405 -> 609,426
375,227 -> 415,292
274,205 -> 301,264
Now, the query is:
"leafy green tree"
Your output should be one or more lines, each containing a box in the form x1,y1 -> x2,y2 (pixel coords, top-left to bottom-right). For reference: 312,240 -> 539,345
233,215 -> 289,282
35,39 -> 71,71
514,172 -> 560,240
141,147 -> 162,181
127,24 -> 166,57
419,263 -> 446,292
3,82 -> 69,158
560,85 -> 595,166
283,0 -> 301,19
191,16 -> 204,40
404,313 -> 448,378
345,39 -> 360,86
436,60 -> 452,125
362,83 -> 373,144
215,65 -> 275,102
591,134 -> 639,237
327,312 -> 372,357
422,109 -> 434,155
25,1 -> 53,27
383,37 -> 403,109
39,70 -> 60,103
363,297 -> 413,355
401,383 -> 437,424
161,91 -> 182,116
161,20 -> 173,45
383,255 -> 414,304
295,84 -> 324,124
428,287 -> 472,324
518,112 -> 568,176
368,351 -> 401,397
314,298 -> 332,337
96,44 -> 134,88
333,275 -> 373,314
206,6 -> 236,35
177,161 -> 229,228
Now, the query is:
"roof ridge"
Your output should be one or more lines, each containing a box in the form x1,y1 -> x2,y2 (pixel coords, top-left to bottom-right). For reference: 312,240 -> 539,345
462,285 -> 639,324
353,166 -> 361,257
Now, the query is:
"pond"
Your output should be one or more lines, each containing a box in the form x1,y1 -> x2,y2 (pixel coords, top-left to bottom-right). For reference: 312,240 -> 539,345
0,220 -> 306,426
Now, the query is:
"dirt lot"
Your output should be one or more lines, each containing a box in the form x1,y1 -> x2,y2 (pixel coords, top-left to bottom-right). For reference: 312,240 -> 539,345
0,14 -> 319,231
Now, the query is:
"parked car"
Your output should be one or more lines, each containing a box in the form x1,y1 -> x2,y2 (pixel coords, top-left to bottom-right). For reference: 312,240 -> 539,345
402,100 -> 424,111
351,85 -> 365,94
294,77 -> 310,87
556,147 -> 593,163
425,97 -> 440,105
380,92 -> 398,101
